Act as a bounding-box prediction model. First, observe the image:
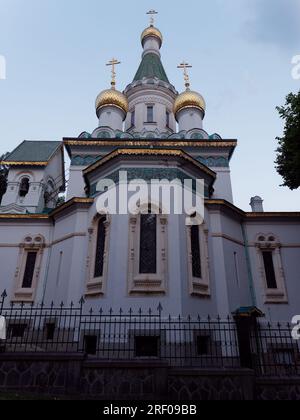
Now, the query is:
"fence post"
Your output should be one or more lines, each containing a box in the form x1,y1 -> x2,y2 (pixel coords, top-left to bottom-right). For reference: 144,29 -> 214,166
233,307 -> 263,370
77,296 -> 85,352
0,290 -> 7,313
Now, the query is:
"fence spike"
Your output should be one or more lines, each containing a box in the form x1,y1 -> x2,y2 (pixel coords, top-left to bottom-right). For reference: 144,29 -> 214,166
157,303 -> 163,313
1,290 -> 7,299
79,296 -> 85,306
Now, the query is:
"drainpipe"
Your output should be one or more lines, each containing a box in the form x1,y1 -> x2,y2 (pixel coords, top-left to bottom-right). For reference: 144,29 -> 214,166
241,223 -> 257,307
41,219 -> 55,303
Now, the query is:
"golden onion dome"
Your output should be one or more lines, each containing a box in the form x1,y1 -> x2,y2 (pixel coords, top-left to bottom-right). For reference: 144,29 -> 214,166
141,25 -> 163,47
95,88 -> 129,116
174,89 -> 206,118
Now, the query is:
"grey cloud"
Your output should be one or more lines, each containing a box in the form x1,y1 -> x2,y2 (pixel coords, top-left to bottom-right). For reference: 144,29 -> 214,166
244,0 -> 300,49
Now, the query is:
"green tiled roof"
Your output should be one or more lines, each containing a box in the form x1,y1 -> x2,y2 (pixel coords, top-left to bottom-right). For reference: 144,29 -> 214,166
4,141 -> 61,163
133,53 -> 169,83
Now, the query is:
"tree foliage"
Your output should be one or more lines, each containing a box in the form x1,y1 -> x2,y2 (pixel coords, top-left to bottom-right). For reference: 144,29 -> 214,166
275,91 -> 300,190
0,153 -> 9,203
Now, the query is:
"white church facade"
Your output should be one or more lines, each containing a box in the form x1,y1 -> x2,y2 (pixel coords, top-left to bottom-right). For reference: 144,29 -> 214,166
0,19 -> 299,323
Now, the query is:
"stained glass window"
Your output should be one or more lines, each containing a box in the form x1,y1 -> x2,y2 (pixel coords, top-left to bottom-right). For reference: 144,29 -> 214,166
262,251 -> 277,289
22,251 -> 37,288
191,226 -> 202,278
139,209 -> 157,274
94,217 -> 106,278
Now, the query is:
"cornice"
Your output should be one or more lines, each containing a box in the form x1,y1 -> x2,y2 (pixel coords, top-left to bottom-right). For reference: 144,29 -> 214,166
0,161 -> 48,166
83,148 -> 216,179
63,139 -> 237,148
0,198 -> 94,221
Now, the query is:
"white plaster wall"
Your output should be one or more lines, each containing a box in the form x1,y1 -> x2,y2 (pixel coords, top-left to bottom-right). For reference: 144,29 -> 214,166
98,106 -> 125,131
66,166 -> 86,200
125,87 -> 176,133
212,169 -> 234,203
142,38 -> 161,57
177,108 -> 203,131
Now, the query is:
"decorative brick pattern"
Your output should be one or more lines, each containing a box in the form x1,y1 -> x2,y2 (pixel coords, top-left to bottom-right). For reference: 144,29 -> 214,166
0,355 -> 299,400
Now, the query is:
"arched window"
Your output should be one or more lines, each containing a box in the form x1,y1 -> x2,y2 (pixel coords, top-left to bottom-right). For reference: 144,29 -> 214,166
94,216 -> 106,278
139,207 -> 157,274
19,177 -> 30,197
186,220 -> 210,297
86,214 -> 111,296
128,204 -> 168,295
191,225 -> 202,279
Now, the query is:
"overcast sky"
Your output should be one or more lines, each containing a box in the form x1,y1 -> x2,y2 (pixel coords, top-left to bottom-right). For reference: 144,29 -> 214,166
0,0 -> 299,211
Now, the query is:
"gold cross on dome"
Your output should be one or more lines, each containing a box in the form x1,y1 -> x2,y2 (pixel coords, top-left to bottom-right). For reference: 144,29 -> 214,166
147,9 -> 158,26
106,58 -> 121,88
177,61 -> 192,89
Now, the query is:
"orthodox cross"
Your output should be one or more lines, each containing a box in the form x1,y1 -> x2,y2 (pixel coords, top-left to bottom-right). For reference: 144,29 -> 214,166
106,58 -> 121,89
147,9 -> 158,26
177,61 -> 192,89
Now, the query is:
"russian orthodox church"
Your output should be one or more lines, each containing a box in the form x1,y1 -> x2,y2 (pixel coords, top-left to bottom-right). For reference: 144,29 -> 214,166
0,15 -> 299,321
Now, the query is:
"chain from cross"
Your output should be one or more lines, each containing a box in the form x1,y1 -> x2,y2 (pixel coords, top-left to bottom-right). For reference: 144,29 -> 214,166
177,61 -> 192,89
147,9 -> 158,26
106,58 -> 121,88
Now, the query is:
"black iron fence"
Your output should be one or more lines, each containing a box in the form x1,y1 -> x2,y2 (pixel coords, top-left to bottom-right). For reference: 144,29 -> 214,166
251,321 -> 300,377
0,291 -> 299,375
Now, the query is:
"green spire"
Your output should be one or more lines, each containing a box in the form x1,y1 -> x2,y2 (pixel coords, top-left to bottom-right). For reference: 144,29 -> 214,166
133,53 -> 169,83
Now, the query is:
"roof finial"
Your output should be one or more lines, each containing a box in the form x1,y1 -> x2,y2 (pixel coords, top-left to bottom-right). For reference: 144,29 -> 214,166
106,58 -> 121,89
177,61 -> 192,90
147,9 -> 158,27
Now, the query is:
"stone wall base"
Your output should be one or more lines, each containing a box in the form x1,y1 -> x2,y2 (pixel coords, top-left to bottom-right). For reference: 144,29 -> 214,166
0,354 -> 299,400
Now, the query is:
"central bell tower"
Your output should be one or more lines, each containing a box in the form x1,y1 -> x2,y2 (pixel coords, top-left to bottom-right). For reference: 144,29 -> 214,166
124,11 -> 178,136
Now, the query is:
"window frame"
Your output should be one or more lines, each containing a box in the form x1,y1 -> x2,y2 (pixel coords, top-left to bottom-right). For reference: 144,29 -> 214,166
146,105 -> 155,123
13,235 -> 45,303
19,177 -> 30,198
130,109 -> 135,127
86,214 -> 111,297
255,234 -> 288,304
186,220 -> 210,297
127,204 -> 168,295
21,251 -> 38,289
166,110 -> 170,128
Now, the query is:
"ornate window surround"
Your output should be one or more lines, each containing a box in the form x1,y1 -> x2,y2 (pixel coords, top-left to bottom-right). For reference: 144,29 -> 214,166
186,218 -> 210,297
255,233 -> 288,304
85,213 -> 111,297
128,203 -> 168,295
13,235 -> 45,302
